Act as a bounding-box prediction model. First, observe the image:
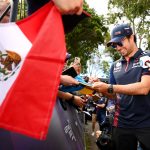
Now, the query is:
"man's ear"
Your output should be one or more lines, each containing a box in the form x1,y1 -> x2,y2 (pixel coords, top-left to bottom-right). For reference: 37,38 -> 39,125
130,34 -> 135,42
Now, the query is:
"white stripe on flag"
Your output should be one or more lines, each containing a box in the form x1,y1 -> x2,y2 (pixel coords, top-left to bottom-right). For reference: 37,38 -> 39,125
0,23 -> 32,105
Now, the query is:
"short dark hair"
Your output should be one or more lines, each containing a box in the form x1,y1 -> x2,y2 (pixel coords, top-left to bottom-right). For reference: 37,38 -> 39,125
126,34 -> 137,44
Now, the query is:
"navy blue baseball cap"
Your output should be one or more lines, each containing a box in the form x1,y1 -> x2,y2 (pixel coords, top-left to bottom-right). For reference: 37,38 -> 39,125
107,24 -> 133,47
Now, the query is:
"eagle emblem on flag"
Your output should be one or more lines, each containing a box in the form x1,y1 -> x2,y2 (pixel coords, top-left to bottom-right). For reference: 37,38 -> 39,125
0,50 -> 21,81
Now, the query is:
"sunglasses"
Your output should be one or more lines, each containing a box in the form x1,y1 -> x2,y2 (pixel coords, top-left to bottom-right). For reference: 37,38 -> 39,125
111,42 -> 123,49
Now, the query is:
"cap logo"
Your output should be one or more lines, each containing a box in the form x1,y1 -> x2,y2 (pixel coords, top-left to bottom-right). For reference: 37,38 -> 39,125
114,31 -> 121,35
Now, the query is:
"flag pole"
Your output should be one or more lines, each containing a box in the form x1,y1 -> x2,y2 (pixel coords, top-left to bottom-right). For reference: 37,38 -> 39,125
9,0 -> 19,22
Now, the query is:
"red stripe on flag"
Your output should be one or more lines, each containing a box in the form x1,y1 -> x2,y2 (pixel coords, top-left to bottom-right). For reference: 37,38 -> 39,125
0,2 -> 66,140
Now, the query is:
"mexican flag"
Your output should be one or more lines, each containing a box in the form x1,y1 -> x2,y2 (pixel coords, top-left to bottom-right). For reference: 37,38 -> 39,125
0,2 -> 66,140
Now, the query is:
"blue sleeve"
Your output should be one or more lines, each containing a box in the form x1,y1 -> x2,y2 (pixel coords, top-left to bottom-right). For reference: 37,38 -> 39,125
142,53 -> 150,75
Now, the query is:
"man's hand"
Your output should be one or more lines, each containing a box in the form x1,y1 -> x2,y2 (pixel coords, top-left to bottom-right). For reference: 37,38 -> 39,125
92,82 -> 109,93
53,0 -> 83,15
60,75 -> 79,86
73,96 -> 86,107
92,82 -> 116,99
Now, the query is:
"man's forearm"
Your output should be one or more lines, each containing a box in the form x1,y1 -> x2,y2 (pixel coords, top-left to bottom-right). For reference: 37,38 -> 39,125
113,82 -> 149,95
92,75 -> 150,97
58,90 -> 73,100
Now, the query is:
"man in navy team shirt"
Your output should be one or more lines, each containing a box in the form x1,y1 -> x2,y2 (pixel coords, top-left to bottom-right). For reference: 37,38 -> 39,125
92,23 -> 150,150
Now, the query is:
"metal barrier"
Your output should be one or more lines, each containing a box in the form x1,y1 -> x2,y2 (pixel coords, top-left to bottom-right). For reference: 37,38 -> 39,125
0,99 -> 85,150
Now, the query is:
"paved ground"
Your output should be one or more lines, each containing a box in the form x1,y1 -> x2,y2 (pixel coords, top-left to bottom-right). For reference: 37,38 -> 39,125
84,121 -> 100,150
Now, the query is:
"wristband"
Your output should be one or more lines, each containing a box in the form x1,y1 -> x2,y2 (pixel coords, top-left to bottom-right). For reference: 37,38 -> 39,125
69,95 -> 75,103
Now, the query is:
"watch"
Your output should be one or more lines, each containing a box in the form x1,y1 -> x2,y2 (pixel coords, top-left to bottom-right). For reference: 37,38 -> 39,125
108,84 -> 114,93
